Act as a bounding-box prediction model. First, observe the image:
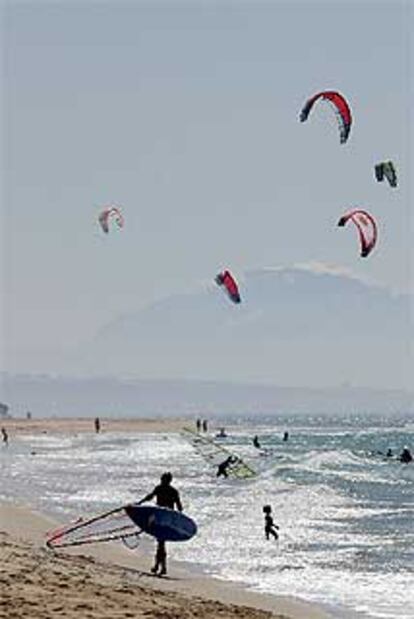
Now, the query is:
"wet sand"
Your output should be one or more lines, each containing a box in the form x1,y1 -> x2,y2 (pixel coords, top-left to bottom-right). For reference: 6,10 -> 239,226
0,416 -> 188,436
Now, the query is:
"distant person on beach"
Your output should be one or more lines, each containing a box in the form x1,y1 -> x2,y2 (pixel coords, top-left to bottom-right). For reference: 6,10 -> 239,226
263,505 -> 279,541
94,417 -> 101,434
283,431 -> 289,442
216,455 -> 237,478
138,472 -> 183,576
26,411 -> 32,420
253,435 -> 261,449
202,419 -> 208,432
196,418 -> 201,432
399,447 -> 412,464
1,427 -> 8,446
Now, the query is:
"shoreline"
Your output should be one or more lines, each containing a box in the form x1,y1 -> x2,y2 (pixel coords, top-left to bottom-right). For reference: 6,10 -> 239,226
0,416 -> 190,435
0,500 -> 335,619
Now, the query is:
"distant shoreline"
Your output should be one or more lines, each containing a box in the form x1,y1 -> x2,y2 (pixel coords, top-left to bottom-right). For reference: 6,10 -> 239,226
0,417 -> 189,435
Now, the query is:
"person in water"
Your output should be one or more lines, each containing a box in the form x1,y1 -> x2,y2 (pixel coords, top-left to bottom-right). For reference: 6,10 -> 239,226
196,418 -> 201,432
263,505 -> 279,541
283,431 -> 289,442
386,448 -> 393,458
202,419 -> 208,432
399,447 -> 412,464
1,427 -> 8,446
253,435 -> 261,449
138,472 -> 183,576
216,455 -> 238,478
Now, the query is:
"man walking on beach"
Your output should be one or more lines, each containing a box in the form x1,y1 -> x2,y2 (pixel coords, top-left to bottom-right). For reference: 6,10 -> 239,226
138,472 -> 183,576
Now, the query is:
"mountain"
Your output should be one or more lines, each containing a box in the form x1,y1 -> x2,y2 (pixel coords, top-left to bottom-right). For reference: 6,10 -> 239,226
70,264 -> 411,390
1,373 -> 412,418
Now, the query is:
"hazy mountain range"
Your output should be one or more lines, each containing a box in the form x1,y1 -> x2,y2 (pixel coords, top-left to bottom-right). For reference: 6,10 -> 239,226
68,264 -> 411,389
1,373 -> 412,418
2,265 -> 411,418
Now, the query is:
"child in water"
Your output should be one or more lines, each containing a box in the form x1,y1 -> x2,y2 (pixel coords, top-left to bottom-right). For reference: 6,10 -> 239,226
263,505 -> 279,540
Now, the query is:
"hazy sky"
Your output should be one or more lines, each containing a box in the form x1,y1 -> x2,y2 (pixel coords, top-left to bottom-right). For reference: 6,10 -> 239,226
2,0 -> 412,375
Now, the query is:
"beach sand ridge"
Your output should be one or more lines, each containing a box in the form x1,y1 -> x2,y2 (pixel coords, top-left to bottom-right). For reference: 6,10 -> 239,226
1,532 -> 283,619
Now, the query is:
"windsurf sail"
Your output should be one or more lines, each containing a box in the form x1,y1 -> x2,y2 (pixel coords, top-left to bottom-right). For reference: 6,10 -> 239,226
46,505 -> 142,549
181,427 -> 257,479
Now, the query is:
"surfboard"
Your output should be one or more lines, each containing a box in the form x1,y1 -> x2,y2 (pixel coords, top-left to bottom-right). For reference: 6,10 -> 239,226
125,505 -> 197,542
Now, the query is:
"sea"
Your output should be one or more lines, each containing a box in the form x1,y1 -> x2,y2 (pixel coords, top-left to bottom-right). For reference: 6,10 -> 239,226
1,413 -> 413,619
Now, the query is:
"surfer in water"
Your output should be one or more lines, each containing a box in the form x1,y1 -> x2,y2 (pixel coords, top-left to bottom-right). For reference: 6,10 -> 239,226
263,505 -> 279,541
216,455 -> 238,478
138,471 -> 183,576
1,427 -> 8,446
399,447 -> 412,464
253,435 -> 261,449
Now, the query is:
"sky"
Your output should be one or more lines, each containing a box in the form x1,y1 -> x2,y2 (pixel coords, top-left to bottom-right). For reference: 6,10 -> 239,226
1,0 -> 413,378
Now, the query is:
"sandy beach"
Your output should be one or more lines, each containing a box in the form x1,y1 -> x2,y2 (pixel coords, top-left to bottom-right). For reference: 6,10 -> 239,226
0,417 -> 189,437
0,501 -> 334,619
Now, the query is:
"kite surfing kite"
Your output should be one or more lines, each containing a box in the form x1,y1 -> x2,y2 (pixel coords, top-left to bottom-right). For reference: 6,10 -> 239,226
375,161 -> 397,188
98,205 -> 124,234
215,270 -> 241,304
299,90 -> 352,144
46,504 -> 197,549
337,209 -> 377,258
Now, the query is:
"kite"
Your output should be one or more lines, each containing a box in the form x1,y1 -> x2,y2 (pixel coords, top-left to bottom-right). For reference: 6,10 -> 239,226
299,91 -> 352,144
375,161 -> 397,188
98,206 -> 124,234
337,209 -> 377,258
215,270 -> 241,304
